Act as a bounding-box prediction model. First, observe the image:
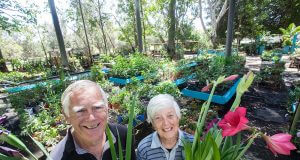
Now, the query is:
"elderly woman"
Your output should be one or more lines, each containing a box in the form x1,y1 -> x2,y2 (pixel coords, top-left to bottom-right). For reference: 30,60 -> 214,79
137,94 -> 193,160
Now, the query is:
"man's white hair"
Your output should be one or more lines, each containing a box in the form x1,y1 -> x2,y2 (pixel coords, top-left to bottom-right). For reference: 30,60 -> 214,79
147,94 -> 181,124
61,80 -> 108,117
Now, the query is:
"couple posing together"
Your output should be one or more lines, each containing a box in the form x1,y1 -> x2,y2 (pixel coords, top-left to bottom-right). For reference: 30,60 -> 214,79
50,80 -> 193,160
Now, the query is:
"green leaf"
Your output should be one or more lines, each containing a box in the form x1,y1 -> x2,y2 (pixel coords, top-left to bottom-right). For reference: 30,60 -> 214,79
222,136 -> 231,153
216,76 -> 225,85
279,28 -> 287,35
28,134 -> 53,160
125,96 -> 135,160
0,133 -> 27,152
210,135 -> 221,160
234,133 -> 258,160
116,130 -> 124,160
0,133 -> 37,160
288,23 -> 296,32
202,133 -> 213,158
106,127 -> 117,160
182,139 -> 192,160
244,72 -> 254,91
222,146 -> 240,160
231,133 -> 241,159
0,153 -> 23,160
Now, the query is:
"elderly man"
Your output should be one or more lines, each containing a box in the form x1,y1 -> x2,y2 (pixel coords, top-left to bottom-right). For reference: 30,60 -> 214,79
50,80 -> 135,160
137,94 -> 193,160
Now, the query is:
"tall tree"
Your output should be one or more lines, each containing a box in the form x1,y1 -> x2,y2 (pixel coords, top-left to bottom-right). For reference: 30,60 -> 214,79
0,49 -> 8,72
117,0 -> 139,51
48,0 -> 69,68
0,0 -> 35,72
36,27 -> 48,64
140,0 -> 146,51
135,0 -> 143,53
97,0 -> 108,54
78,0 -> 92,64
200,0 -> 228,48
198,0 -> 209,38
225,0 -> 235,57
167,0 -> 178,59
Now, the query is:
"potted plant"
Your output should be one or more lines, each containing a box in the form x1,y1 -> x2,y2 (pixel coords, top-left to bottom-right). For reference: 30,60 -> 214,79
179,55 -> 245,104
108,53 -> 158,85
183,72 -> 296,159
279,23 -> 300,54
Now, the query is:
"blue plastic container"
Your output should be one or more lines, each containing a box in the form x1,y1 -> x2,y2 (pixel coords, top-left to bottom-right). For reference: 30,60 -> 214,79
109,75 -> 144,85
257,45 -> 265,55
102,68 -> 110,74
117,114 -> 145,126
5,68 -> 110,93
181,78 -> 241,104
283,46 -> 291,54
5,79 -> 60,93
173,74 -> 196,86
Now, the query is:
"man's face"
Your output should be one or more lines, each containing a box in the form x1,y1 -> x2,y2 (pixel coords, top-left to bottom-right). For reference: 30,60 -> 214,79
65,87 -> 108,144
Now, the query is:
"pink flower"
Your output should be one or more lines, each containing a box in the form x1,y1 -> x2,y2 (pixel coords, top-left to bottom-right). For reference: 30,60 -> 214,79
201,84 -> 212,92
218,107 -> 249,137
262,133 -> 297,156
201,75 -> 238,92
205,118 -> 219,133
223,74 -> 239,82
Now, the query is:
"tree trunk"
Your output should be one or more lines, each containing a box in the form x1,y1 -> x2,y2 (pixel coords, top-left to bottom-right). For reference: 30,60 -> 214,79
106,32 -> 115,53
206,0 -> 228,48
130,0 -> 138,49
48,0 -> 69,68
167,0 -> 177,60
135,0 -> 143,53
78,0 -> 93,65
198,0 -> 210,38
0,48 -> 8,72
140,0 -> 146,52
37,28 -> 48,65
225,0 -> 235,57
113,15 -> 135,51
97,0 -> 108,55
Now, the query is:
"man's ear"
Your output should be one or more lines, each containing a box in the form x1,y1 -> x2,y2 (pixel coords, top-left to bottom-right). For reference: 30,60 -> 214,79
62,109 -> 71,124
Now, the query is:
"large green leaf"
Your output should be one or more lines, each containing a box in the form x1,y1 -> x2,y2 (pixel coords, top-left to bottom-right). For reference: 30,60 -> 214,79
234,133 -> 258,160
29,134 -> 53,160
0,133 -> 37,160
288,23 -> 296,32
182,139 -> 192,160
106,127 -> 117,160
0,153 -> 23,160
116,129 -> 124,160
209,135 -> 220,160
125,96 -> 135,160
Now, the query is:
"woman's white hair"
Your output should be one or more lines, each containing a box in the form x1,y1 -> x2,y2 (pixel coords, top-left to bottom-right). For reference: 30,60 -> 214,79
61,80 -> 108,117
147,94 -> 181,124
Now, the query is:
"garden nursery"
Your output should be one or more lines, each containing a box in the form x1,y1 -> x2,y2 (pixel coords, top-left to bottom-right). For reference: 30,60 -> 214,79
0,0 -> 300,160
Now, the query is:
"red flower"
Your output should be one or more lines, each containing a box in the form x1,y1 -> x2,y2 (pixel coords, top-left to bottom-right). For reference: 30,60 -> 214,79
218,107 -> 249,137
263,133 -> 297,156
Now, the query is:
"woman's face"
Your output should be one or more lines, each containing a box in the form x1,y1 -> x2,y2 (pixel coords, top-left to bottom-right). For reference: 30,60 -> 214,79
152,107 -> 179,141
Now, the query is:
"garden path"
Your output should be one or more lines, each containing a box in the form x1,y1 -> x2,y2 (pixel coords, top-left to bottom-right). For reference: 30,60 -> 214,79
243,55 -> 299,159
245,55 -> 300,86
